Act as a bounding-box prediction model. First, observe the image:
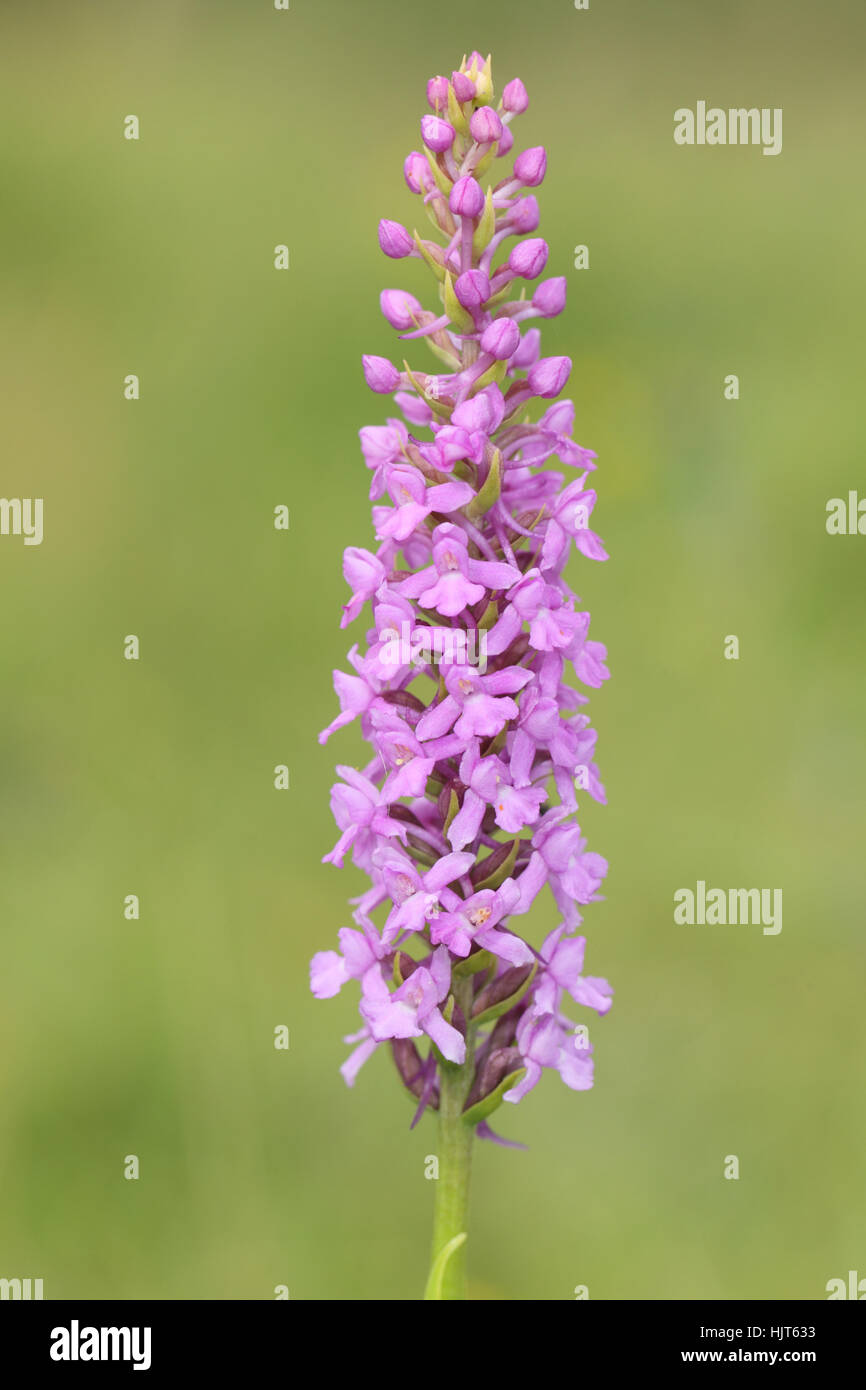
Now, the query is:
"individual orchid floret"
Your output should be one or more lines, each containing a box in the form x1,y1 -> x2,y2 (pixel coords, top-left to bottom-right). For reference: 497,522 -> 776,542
431,878 -> 533,963
418,424 -> 483,471
378,848 -> 476,942
503,1012 -> 594,1103
323,759 -> 433,869
416,663 -> 534,742
360,946 -> 465,1063
503,570 -> 585,651
317,647 -> 384,745
516,809 -> 609,929
446,740 -> 546,849
542,481 -> 609,567
373,466 -> 474,543
369,702 -> 463,773
395,523 -> 519,617
339,547 -> 385,626
535,925 -> 614,1016
310,924 -> 388,1000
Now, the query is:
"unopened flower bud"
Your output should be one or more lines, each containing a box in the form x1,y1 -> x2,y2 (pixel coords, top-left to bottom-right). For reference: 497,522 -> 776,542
464,1047 -> 523,1109
508,237 -> 549,279
403,151 -> 430,194
451,70 -> 476,102
454,268 -> 491,310
378,219 -> 414,259
470,106 -> 503,144
362,355 -> 400,393
473,965 -> 536,1019
514,145 -> 547,187
532,277 -> 567,317
480,317 -> 521,359
421,115 -> 456,152
497,125 -> 514,157
427,75 -> 449,110
508,195 -> 539,234
449,175 -> 485,219
380,289 -> 424,331
527,355 -> 571,397
510,326 -> 541,368
502,77 -> 529,114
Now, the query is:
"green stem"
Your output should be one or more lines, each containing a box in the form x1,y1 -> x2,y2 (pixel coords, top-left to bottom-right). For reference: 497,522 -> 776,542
428,978 -> 476,1300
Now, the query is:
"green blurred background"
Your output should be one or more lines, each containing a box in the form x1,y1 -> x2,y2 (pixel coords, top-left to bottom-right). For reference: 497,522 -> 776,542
1,0 -> 864,1300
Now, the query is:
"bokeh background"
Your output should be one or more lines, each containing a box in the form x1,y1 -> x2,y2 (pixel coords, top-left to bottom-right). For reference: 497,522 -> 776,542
1,0 -> 864,1300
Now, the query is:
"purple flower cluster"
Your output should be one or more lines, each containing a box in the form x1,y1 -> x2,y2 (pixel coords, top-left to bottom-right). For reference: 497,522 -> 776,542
312,53 -> 612,1137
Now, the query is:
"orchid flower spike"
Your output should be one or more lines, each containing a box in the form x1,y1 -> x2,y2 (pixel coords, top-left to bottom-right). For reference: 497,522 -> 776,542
311,53 -> 612,1301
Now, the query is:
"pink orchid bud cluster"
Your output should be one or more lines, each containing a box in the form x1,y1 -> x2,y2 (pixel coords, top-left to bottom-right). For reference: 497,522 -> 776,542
312,52 -> 613,1141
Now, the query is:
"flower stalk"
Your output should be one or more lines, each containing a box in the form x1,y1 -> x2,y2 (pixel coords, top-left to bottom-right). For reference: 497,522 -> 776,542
428,975 -> 476,1300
